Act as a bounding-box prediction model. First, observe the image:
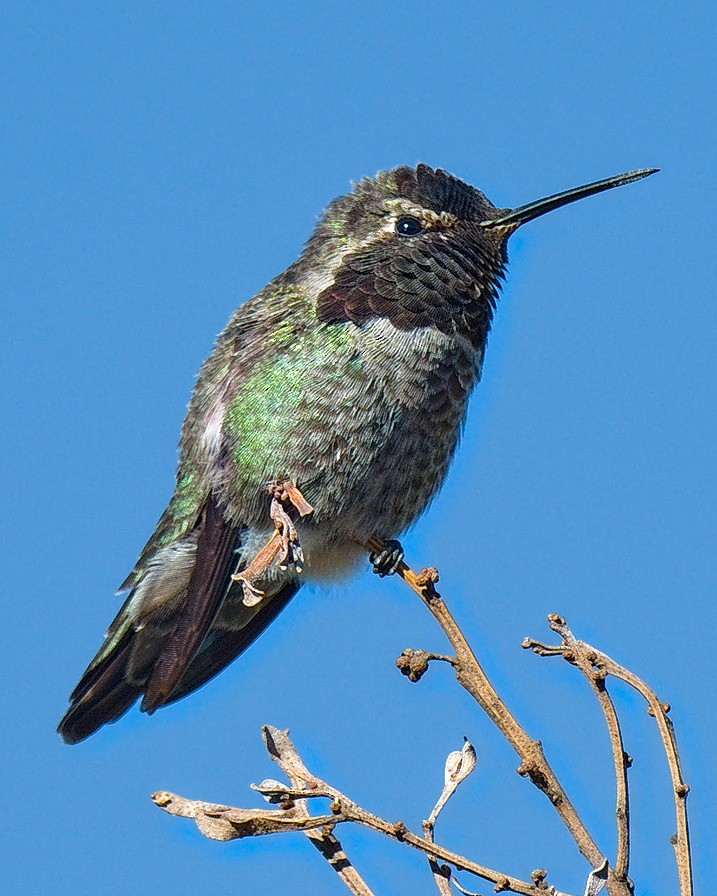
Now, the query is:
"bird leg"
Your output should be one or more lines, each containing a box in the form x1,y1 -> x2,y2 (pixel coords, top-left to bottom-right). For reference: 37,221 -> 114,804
232,480 -> 314,606
370,538 -> 405,577
269,479 -> 314,572
270,490 -> 302,571
232,535 -> 282,606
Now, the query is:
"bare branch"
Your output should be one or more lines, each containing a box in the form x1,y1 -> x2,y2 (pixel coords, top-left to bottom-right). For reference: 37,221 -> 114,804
425,851 -> 453,896
151,789 -> 335,838
450,868 -> 567,896
306,833 -> 376,896
523,619 -> 631,883
451,877 -> 484,896
153,725 -> 558,896
367,539 -> 628,896
260,724 -> 376,896
423,739 -> 477,896
525,614 -> 692,896
153,535 -> 692,896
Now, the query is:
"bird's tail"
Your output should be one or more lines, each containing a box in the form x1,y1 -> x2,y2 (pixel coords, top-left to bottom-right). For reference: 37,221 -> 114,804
58,495 -> 301,743
57,579 -> 301,743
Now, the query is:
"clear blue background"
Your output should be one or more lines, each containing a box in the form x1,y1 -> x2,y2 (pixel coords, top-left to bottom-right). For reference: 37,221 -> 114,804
2,3 -> 714,894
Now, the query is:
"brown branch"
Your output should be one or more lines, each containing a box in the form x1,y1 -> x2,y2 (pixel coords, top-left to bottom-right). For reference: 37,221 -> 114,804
257,726 -> 557,896
153,727 -> 374,895
153,725 -> 563,896
367,538 -> 629,896
306,834 -> 375,896
423,805 -> 456,896
523,617 -> 631,882
524,614 -> 692,896
261,724 -> 375,896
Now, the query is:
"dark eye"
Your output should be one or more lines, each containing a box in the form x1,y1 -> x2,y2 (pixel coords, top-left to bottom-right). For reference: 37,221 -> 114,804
395,215 -> 423,236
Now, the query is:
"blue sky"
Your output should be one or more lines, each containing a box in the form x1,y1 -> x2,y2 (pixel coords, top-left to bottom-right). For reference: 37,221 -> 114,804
2,2 -> 714,894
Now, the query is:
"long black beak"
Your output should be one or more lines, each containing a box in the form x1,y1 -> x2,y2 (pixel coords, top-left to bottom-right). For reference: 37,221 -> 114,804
480,168 -> 659,230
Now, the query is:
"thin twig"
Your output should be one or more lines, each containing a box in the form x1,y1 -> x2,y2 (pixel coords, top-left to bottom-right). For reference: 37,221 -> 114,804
423,739 -> 477,896
525,614 -> 691,896
367,539 -> 629,896
523,616 -> 631,882
261,724 -> 375,896
151,531 -> 691,895
307,834 -> 375,896
423,808 -> 455,896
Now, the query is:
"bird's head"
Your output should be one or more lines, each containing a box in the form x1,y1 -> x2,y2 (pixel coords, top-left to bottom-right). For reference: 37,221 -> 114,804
296,164 -> 657,348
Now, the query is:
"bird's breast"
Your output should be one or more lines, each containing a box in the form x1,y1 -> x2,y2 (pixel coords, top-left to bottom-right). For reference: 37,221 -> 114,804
204,315 -> 480,551
320,317 -> 479,539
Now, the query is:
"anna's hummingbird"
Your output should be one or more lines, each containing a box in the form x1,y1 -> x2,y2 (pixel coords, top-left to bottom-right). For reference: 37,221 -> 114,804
58,163 -> 656,743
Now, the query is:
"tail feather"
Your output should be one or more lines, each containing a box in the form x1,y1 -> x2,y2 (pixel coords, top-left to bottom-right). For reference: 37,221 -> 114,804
58,629 -> 143,744
68,597 -> 135,704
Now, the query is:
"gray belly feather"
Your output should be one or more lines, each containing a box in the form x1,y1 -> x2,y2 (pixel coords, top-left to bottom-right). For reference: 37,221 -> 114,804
278,318 -> 480,555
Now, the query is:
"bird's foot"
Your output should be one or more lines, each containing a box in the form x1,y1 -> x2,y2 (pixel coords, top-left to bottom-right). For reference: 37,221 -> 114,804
233,480 -> 314,607
268,479 -> 313,573
270,497 -> 304,572
276,479 -> 314,517
370,539 -> 405,577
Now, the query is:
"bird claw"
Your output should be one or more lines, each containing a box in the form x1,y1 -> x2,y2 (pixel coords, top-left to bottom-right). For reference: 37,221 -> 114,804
370,539 -> 404,577
270,487 -> 305,573
232,480 -> 313,606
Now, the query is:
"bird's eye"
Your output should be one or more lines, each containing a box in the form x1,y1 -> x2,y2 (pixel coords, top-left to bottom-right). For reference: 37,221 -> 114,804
395,216 -> 423,236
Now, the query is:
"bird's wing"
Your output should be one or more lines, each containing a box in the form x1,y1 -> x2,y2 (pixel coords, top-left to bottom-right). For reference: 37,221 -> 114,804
58,285 -> 315,743
141,493 -> 240,713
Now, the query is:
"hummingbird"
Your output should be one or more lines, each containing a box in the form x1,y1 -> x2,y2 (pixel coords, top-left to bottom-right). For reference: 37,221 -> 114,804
58,163 -> 657,743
